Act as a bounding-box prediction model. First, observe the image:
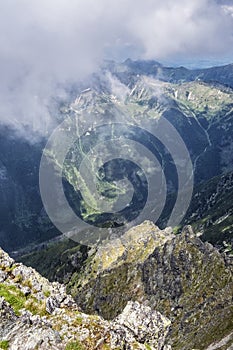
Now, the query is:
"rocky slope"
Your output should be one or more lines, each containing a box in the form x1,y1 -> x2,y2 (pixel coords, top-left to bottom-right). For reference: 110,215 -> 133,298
183,170 -> 233,250
0,245 -> 171,350
18,239 -> 89,284
66,222 -> 233,350
1,221 -> 233,349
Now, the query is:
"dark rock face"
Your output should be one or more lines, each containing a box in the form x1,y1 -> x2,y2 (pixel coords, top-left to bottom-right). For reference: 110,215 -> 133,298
142,231 -> 233,350
68,222 -> 233,350
183,170 -> 233,249
0,127 -> 59,252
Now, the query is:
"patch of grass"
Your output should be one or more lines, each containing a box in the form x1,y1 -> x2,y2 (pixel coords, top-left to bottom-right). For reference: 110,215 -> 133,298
0,264 -> 16,273
24,297 -> 48,316
145,344 -> 152,350
0,283 -> 26,315
43,289 -> 50,297
71,315 -> 83,327
13,274 -> 23,283
65,340 -> 85,350
0,283 -> 48,317
0,340 -> 9,350
22,279 -> 32,289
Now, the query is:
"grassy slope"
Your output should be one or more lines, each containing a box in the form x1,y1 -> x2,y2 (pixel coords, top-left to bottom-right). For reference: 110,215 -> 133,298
19,239 -> 89,283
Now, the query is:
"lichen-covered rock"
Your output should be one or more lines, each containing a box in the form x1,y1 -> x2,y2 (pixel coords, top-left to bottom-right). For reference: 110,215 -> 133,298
93,220 -> 175,272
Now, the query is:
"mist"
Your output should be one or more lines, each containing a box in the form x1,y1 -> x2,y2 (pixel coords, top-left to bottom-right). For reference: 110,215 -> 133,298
0,0 -> 233,140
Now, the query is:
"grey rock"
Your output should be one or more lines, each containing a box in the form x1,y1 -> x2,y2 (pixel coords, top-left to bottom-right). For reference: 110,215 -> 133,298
9,326 -> 61,350
110,301 -> 171,350
21,286 -> 31,296
0,248 -> 14,268
0,270 -> 7,282
0,297 -> 17,323
0,295 -> 61,349
69,222 -> 233,349
46,296 -> 60,314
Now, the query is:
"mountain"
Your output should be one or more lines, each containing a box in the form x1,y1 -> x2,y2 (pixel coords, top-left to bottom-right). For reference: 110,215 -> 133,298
0,128 -> 58,251
42,69 -> 233,243
1,60 -> 233,350
0,243 -> 171,350
1,59 -> 233,252
67,221 -> 233,350
8,221 -> 233,350
18,169 -> 233,285
109,59 -> 233,88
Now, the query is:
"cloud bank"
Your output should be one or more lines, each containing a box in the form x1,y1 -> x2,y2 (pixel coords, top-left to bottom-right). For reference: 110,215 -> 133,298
0,0 -> 233,139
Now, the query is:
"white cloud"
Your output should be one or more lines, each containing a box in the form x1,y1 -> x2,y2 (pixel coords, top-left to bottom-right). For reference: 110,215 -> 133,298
106,72 -> 130,101
128,0 -> 233,59
222,5 -> 233,17
0,0 -> 232,139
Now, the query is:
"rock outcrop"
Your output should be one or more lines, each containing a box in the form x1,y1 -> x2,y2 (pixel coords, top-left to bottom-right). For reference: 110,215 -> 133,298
0,245 -> 171,350
2,220 -> 233,349
111,301 -> 171,350
67,222 -> 233,350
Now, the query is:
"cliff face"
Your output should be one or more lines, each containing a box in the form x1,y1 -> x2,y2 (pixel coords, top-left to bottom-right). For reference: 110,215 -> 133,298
67,222 -> 233,350
0,244 -> 171,350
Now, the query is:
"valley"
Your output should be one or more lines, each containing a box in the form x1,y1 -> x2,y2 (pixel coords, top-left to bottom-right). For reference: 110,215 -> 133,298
1,59 -> 233,350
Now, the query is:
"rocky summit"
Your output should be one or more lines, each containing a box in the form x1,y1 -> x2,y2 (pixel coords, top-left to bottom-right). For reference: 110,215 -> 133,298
0,242 -> 171,350
67,221 -> 233,350
1,221 -> 233,349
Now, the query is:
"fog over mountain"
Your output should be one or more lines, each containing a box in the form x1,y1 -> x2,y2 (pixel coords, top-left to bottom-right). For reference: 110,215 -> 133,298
2,4 -> 233,350
1,0 -> 233,139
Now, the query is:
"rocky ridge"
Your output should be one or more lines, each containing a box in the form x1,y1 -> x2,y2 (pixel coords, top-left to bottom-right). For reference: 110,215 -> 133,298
0,245 -> 171,350
1,221 -> 233,349
67,222 -> 233,350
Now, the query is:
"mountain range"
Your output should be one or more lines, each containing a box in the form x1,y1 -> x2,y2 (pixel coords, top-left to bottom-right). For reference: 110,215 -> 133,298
1,59 -> 233,349
1,59 -> 233,253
